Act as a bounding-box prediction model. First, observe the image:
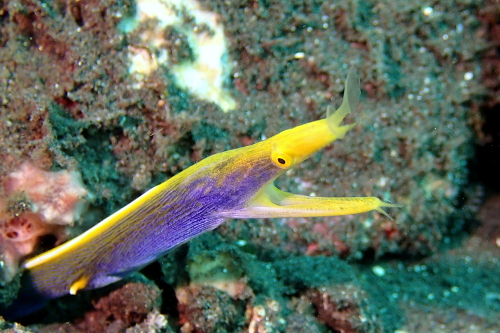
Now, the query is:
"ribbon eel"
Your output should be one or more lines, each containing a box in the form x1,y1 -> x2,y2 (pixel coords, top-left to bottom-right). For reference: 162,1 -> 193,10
2,68 -> 401,318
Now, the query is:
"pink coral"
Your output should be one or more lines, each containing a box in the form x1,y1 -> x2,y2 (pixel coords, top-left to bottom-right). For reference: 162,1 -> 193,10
0,162 -> 89,283
3,162 -> 88,225
1,212 -> 47,254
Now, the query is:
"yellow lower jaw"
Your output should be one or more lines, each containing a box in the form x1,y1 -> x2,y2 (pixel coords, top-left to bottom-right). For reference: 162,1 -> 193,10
219,184 -> 402,220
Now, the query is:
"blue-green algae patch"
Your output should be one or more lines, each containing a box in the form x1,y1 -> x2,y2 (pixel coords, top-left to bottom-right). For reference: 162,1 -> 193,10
360,254 -> 500,317
0,276 -> 20,309
157,231 -> 500,332
0,0 -> 497,330
48,103 -> 136,215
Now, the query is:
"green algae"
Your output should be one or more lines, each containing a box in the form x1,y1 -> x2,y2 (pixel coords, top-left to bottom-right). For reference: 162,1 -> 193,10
0,0 -> 495,330
48,103 -> 136,214
160,228 -> 500,331
160,232 -> 403,332
0,274 -> 20,309
361,256 -> 500,317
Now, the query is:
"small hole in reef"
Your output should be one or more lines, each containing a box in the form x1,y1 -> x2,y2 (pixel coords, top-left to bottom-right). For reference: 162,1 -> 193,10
6,231 -> 18,239
277,157 -> 286,164
38,234 -> 58,252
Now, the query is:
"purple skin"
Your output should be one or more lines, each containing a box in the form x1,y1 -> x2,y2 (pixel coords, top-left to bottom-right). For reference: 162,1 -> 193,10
14,149 -> 279,302
2,68 -> 377,318
1,150 -> 278,319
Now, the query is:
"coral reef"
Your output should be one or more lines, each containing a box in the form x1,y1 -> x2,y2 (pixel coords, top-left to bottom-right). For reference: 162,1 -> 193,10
0,316 -> 34,333
176,284 -> 243,332
125,311 -> 173,333
307,286 -> 367,333
37,280 -> 164,333
0,162 -> 88,284
1,0 -> 486,259
118,0 -> 237,112
245,298 -> 286,333
3,163 -> 88,225
0,0 -> 499,331
213,0 -> 486,259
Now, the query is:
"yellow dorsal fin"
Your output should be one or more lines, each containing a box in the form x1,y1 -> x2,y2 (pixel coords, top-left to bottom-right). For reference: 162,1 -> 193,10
69,274 -> 90,295
327,67 -> 360,139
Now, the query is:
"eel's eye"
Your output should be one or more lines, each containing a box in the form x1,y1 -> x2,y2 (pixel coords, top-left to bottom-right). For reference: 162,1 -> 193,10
271,149 -> 293,169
